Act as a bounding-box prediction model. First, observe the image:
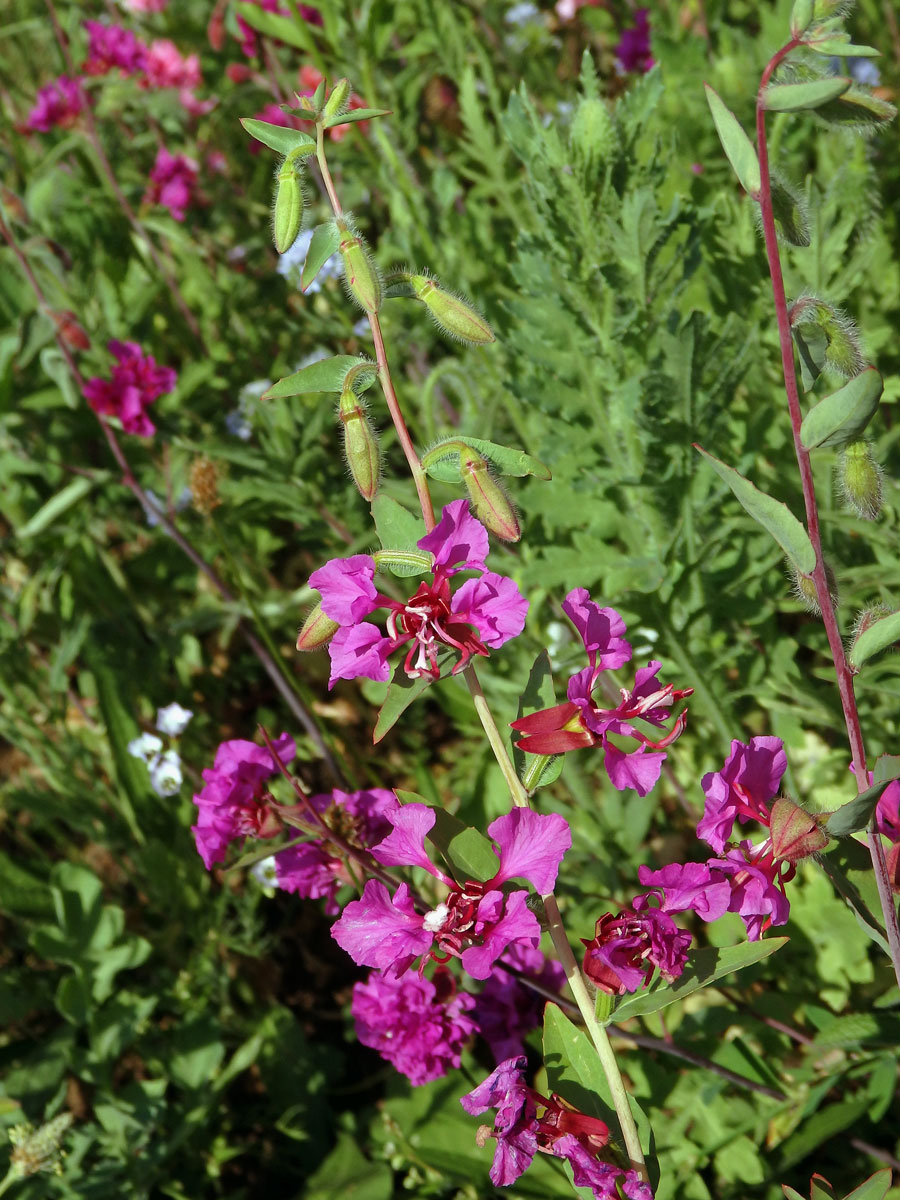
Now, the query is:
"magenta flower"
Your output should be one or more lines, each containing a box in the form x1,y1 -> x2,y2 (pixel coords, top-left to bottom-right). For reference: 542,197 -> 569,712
616,9 -> 654,75
82,20 -> 147,76
142,39 -> 201,89
235,0 -> 322,57
581,899 -> 692,996
472,943 -> 565,1063
511,589 -> 692,797
273,787 -> 398,914
191,733 -> 296,869
82,339 -> 177,437
351,966 -> 477,1085
331,804 -> 571,979
26,76 -> 86,132
145,146 -> 199,222
698,736 -> 787,853
309,499 -> 528,688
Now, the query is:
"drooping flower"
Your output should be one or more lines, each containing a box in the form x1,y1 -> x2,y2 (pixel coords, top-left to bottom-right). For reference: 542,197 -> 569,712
581,899 -> 692,996
331,804 -> 571,979
615,8 -> 654,75
307,499 -> 528,688
698,736 -> 787,853
273,787 -> 398,913
351,966 -> 477,1085
128,732 -> 163,762
82,20 -> 147,76
145,146 -> 199,222
25,77 -> 86,132
190,733 -> 296,869
82,339 -> 177,437
149,749 -> 183,797
472,943 -> 565,1063
511,589 -> 692,797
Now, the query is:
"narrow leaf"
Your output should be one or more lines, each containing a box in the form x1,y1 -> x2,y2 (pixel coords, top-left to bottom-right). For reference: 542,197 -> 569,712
849,610 -> 900,670
16,476 -> 95,539
373,652 -> 452,743
424,436 -> 551,482
694,445 -> 817,574
824,776 -> 898,838
239,118 -> 316,155
808,38 -> 881,58
301,222 -> 341,292
323,107 -> 392,128
763,77 -> 851,112
800,367 -> 882,450
844,1169 -> 893,1200
262,355 -> 363,400
234,1 -> 313,50
704,84 -> 761,196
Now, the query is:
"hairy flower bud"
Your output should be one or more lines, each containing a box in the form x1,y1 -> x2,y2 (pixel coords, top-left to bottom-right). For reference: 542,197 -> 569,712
297,601 -> 340,651
337,219 -> 381,312
321,77 -> 351,122
769,796 -> 829,862
770,174 -> 810,247
409,274 -> 494,345
272,150 -> 305,254
460,449 -> 520,541
189,456 -> 222,515
338,382 -> 380,501
837,439 -> 883,519
790,559 -> 838,615
851,603 -> 892,643
789,294 -> 865,379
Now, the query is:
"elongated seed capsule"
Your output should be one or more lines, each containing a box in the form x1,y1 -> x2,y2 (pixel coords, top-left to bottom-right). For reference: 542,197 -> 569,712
461,448 -> 520,541
409,275 -> 495,345
321,77 -> 351,122
273,151 -> 305,254
339,385 -> 380,500
297,601 -> 339,651
337,219 -> 381,312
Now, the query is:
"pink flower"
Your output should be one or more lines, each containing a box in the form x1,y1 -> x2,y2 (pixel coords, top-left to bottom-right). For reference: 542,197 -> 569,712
616,8 -> 654,75
581,900 -> 692,996
235,0 -> 322,57
351,967 -> 477,1085
309,499 -> 528,688
82,339 -> 176,437
82,20 -> 147,76
511,589 -> 692,797
472,943 -> 565,1063
142,38 -> 201,89
190,733 -> 296,869
26,76 -> 86,132
331,804 -> 571,979
145,146 -> 199,221
273,787 -> 398,913
698,736 -> 787,853
121,0 -> 168,11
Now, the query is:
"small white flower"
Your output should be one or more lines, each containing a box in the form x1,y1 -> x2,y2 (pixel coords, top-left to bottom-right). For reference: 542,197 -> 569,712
155,702 -> 194,737
250,855 -> 279,889
127,732 -> 163,762
149,749 -> 183,797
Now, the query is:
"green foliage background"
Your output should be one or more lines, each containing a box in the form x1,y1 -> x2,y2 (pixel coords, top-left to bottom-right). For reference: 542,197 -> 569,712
2,0 -> 900,1196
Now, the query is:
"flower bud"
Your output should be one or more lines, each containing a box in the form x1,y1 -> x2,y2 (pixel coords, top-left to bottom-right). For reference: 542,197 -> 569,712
851,603 -> 892,643
460,449 -> 520,541
771,174 -> 809,247
409,274 -> 494,345
769,796 -> 829,862
321,77 -> 351,122
790,0 -> 815,37
790,559 -> 838,615
272,151 -> 305,254
338,384 -> 380,501
837,439 -> 882,519
297,601 -> 339,651
789,295 -> 865,379
189,456 -> 222,515
51,309 -> 91,351
337,219 -> 381,312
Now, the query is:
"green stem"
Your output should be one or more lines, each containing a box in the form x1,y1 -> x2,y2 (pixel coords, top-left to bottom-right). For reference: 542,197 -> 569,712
0,1169 -> 17,1198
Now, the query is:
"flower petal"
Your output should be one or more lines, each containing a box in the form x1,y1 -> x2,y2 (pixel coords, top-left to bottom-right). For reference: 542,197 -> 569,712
418,498 -> 489,572
309,554 -> 378,624
331,880 -> 431,971
452,571 -> 528,647
562,588 -> 631,669
326,623 -> 393,686
487,808 -> 571,894
370,802 -> 448,880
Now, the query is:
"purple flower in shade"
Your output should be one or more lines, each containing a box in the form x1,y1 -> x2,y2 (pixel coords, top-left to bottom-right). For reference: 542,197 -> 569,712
581,899 -> 692,996
351,966 -> 477,1085
190,733 -> 296,869
331,804 -> 571,980
698,736 -> 787,854
472,943 -> 565,1063
145,146 -> 199,222
511,589 -> 692,797
82,20 -> 147,76
25,76 -> 86,132
309,499 -> 528,688
82,340 -> 177,437
615,9 -> 654,75
553,1136 -> 654,1200
273,788 -> 398,914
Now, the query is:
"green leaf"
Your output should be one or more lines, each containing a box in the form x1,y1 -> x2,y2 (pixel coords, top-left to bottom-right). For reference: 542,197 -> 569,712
423,436 -> 552,483
372,548 -> 433,578
263,355 -> 364,399
513,650 -> 562,792
694,445 -> 817,574
612,938 -> 788,1022
305,1133 -> 392,1200
704,84 -> 761,196
763,77 -> 851,112
848,609 -> 900,670
800,367 -> 882,449
85,648 -> 146,843
824,768 -> 900,838
874,754 -> 900,785
808,38 -> 881,58
373,654 -> 450,743
239,117 -> 316,156
426,806 -> 498,882
234,1 -> 314,50
301,222 -> 341,292
16,476 -> 95,539
371,494 -> 426,555
844,1169 -> 893,1200
790,0 -> 814,37
818,840 -> 889,954
322,107 -> 392,128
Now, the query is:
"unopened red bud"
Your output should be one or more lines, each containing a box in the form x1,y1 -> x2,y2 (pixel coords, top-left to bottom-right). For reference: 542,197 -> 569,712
410,274 -> 494,345
321,78 -> 351,122
339,385 -> 380,501
769,796 -> 829,863
273,150 -> 305,254
52,309 -> 91,351
297,601 -> 339,651
461,449 -> 520,541
337,219 -> 381,312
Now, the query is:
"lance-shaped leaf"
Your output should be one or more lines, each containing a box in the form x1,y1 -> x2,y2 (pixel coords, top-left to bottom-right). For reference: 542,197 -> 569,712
371,495 -> 426,556
808,35 -> 881,58
323,107 -> 392,129
372,548 -> 433,579
694,445 -> 817,574
818,840 -> 889,954
704,84 -> 761,197
240,118 -> 316,156
301,222 -> 341,292
373,653 -> 451,743
611,938 -> 788,1023
815,87 -> 897,131
762,77 -> 851,112
421,803 -> 498,882
824,755 -> 900,837
849,609 -> 900,670
422,436 -> 551,483
843,1169 -> 893,1200
800,367 -> 882,450
262,355 -> 365,400
234,1 -> 313,50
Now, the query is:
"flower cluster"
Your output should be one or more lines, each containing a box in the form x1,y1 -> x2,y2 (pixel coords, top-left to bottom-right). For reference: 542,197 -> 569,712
128,702 -> 193,797
306,499 -> 528,687
582,898 -> 692,996
25,77 -> 86,132
511,589 -> 692,796
145,146 -> 199,221
83,339 -> 177,437
82,19 -> 147,76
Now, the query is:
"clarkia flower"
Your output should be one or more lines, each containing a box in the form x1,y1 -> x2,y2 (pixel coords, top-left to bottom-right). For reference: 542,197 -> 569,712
351,966 -> 477,1085
511,589 -> 692,796
145,146 -> 199,222
83,339 -> 177,437
698,736 -> 786,853
581,899 -> 692,996
472,943 -> 565,1063
191,733 -> 296,869
82,20 -> 147,76
26,77 -> 86,132
308,499 -> 528,688
142,39 -> 201,89
331,804 -> 571,979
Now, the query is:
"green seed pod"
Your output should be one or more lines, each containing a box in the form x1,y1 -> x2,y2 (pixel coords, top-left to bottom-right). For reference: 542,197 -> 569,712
837,439 -> 882,519
410,274 -> 495,345
790,295 -> 865,379
339,385 -> 381,500
296,601 -> 340,652
337,220 -> 381,312
771,173 -> 810,247
272,151 -> 305,254
321,77 -> 351,122
790,560 -> 839,614
460,449 -> 520,541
